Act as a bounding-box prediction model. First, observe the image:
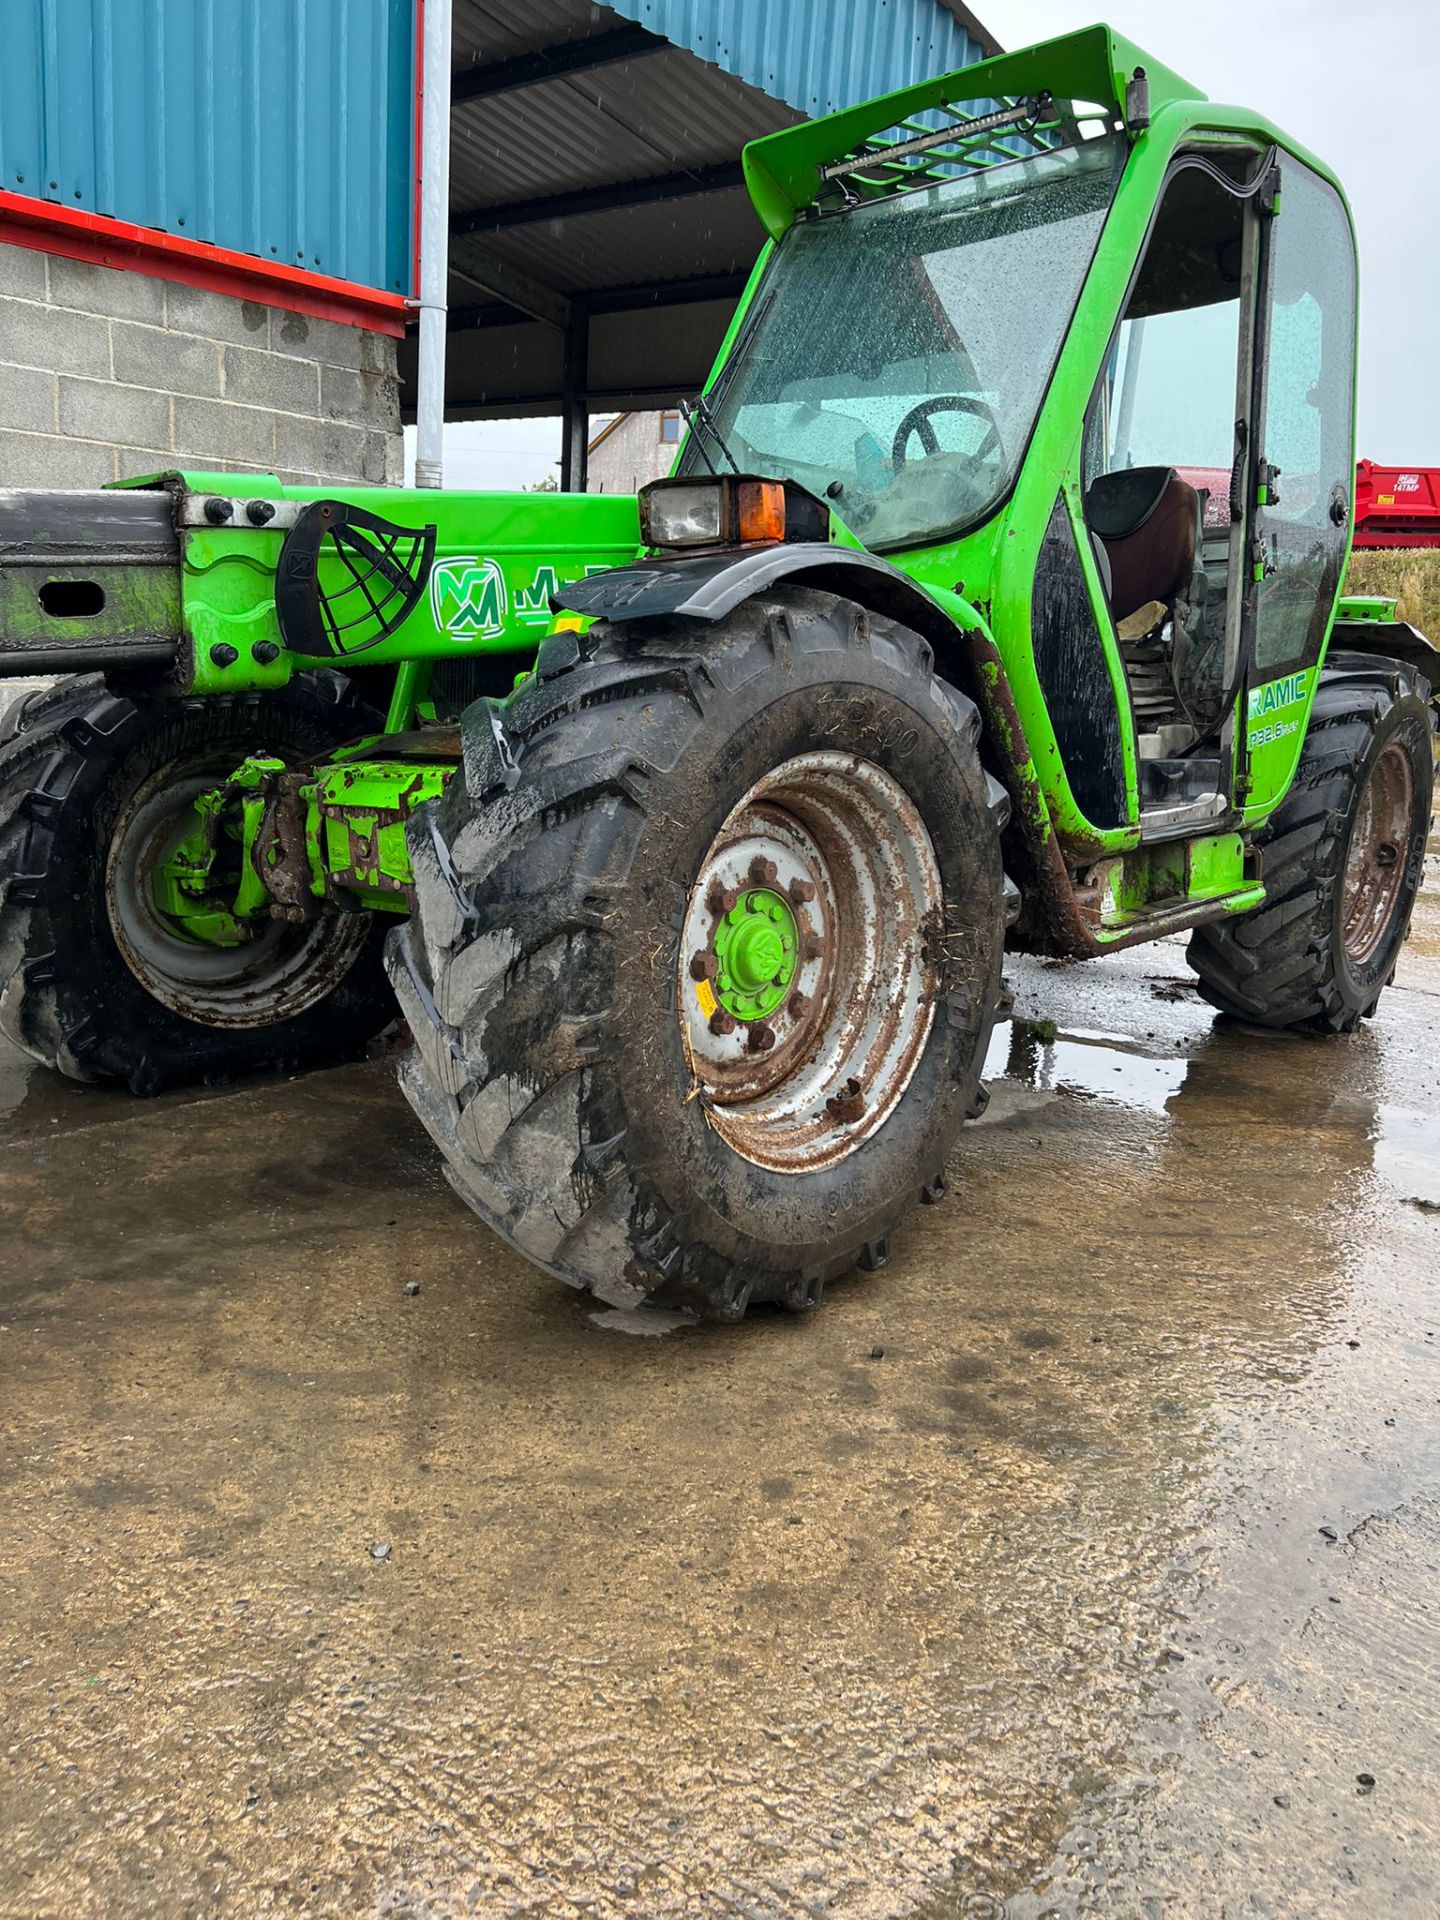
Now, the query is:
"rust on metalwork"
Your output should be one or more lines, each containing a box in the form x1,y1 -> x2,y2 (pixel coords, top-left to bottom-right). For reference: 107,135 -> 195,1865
251,776 -> 319,917
964,630 -> 1102,960
1342,740 -> 1413,965
356,726 -> 463,761
825,1077 -> 866,1126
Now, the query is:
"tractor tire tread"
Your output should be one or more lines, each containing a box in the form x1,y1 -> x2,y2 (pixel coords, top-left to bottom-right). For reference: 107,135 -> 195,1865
0,670 -> 392,1090
1190,657 -> 1433,1032
390,587 -> 1012,1319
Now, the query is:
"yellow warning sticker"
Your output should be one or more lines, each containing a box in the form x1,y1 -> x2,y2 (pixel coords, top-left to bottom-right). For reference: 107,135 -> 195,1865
695,977 -> 718,1020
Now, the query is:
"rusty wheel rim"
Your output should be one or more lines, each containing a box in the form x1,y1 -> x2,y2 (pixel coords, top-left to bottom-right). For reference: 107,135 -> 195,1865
1341,741 -> 1414,968
677,751 -> 941,1173
107,750 -> 371,1028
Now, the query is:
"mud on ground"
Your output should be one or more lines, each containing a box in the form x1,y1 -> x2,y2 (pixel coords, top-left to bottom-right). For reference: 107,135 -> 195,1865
2,857 -> 1438,1918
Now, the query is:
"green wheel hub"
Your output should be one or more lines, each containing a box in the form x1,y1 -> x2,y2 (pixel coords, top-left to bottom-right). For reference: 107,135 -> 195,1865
713,888 -> 798,1021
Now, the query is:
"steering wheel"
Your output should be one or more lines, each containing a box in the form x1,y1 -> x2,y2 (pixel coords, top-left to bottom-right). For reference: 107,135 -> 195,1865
891,395 -> 1005,472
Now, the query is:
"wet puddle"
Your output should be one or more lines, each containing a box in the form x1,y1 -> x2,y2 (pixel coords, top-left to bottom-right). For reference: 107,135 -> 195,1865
1372,1103 -> 1440,1208
5,897 -> 1440,1917
984,1016 -> 1189,1115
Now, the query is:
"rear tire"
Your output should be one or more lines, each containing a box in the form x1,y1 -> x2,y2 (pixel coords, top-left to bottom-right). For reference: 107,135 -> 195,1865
389,587 -> 1013,1319
0,673 -> 396,1093
1189,656 -> 1433,1032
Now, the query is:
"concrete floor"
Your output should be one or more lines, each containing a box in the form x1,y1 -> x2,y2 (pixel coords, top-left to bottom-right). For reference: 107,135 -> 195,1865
3,872 -> 1439,1919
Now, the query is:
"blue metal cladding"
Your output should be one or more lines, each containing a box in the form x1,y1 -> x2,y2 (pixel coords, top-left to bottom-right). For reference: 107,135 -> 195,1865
605,0 -> 988,117
0,0 -> 415,293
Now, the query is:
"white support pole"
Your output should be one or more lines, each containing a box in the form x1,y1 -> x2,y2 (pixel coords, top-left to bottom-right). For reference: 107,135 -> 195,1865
413,0 -> 453,490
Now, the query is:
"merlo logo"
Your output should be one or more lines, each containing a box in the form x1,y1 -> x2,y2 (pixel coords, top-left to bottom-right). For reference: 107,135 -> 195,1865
429,556 -> 507,640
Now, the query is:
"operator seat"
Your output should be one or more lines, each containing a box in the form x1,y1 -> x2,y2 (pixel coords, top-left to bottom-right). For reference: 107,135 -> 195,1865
1084,466 -> 1202,630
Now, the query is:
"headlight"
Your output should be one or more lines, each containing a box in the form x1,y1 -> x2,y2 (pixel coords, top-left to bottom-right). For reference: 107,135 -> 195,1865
640,482 -> 725,547
639,476 -> 794,550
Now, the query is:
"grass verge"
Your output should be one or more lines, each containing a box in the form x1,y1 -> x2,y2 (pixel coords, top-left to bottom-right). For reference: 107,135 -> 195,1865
1344,548 -> 1440,636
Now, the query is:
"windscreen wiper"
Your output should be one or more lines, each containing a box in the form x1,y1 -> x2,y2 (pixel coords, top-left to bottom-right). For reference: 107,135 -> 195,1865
680,393 -> 741,475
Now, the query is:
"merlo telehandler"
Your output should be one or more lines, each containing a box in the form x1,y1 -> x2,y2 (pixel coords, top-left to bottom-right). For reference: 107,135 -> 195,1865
1,26 -> 1433,1317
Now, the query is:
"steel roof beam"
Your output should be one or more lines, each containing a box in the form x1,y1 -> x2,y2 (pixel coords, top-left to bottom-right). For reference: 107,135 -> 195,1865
583,272 -> 749,314
451,23 -> 668,103
452,162 -> 745,236
437,272 -> 751,333
447,236 -> 574,330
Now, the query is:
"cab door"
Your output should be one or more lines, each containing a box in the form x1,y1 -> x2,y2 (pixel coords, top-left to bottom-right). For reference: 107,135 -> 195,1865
1240,161 -> 1357,814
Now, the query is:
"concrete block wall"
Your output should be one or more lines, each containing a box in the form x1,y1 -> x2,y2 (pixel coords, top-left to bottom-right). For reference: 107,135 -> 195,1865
0,241 -> 402,490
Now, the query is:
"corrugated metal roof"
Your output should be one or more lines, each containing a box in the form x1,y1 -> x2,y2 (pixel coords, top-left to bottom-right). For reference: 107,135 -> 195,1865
604,0 -> 989,116
448,46 -> 796,216
435,0 -> 993,412
0,0 -> 414,292
450,0 -> 619,71
463,186 -> 766,295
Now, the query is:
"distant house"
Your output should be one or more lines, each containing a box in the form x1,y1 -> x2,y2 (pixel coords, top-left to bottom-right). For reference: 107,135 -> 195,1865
586,410 -> 683,494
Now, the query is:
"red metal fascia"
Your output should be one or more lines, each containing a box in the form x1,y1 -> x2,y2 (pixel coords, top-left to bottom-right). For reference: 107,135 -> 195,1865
0,190 -> 408,337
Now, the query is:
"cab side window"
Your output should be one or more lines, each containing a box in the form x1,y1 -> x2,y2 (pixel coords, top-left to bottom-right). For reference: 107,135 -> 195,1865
1252,166 -> 1356,673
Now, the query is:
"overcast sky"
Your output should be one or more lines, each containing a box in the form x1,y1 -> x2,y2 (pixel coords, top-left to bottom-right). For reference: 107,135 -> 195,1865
413,0 -> 1439,486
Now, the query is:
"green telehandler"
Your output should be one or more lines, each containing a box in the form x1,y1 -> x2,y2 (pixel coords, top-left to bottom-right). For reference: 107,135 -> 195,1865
1,26 -> 1434,1318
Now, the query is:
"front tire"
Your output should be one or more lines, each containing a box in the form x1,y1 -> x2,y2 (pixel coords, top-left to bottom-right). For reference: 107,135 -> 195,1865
1189,656 -> 1433,1032
0,674 -> 396,1092
389,588 -> 1012,1319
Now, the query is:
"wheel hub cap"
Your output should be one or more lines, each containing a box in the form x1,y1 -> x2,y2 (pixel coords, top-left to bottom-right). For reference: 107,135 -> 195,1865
713,889 -> 797,1020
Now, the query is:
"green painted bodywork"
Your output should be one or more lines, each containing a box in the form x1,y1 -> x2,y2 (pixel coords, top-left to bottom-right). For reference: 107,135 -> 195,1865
158,746 -> 450,934
124,480 -> 641,696
308,752 -> 452,910
1336,594 -> 1398,624
93,24 -> 1367,951
728,27 -> 1356,860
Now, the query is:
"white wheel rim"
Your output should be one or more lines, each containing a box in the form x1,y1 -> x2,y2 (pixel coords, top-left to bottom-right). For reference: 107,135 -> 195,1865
677,751 -> 942,1173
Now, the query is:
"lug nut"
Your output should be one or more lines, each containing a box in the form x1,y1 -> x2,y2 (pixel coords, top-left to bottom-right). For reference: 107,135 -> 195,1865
689,950 -> 718,981
705,880 -> 737,917
802,932 -> 825,962
746,1023 -> 776,1053
708,1008 -> 737,1037
786,991 -> 808,1020
787,876 -> 816,905
825,1076 -> 866,1124
748,855 -> 778,887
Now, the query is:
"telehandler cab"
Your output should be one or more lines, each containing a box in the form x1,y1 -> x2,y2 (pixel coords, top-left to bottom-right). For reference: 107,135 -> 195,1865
1,26 -> 1433,1318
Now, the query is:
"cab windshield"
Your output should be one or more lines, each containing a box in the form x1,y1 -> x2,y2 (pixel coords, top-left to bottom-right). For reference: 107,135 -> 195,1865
683,134 -> 1127,549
